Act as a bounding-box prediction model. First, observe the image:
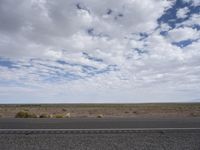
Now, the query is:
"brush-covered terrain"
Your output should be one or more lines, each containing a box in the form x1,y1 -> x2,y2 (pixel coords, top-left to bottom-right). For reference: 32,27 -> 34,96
0,103 -> 200,118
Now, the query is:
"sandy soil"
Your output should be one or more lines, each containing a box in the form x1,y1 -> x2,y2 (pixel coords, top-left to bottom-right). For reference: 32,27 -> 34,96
0,103 -> 200,118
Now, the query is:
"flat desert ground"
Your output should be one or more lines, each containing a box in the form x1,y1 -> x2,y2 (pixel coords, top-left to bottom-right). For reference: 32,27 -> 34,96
0,103 -> 200,118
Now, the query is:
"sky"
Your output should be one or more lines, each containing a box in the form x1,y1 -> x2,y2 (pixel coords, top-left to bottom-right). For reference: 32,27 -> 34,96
0,0 -> 200,103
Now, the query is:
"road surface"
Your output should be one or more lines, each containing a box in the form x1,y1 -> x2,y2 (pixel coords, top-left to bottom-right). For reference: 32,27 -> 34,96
0,118 -> 200,150
0,118 -> 200,129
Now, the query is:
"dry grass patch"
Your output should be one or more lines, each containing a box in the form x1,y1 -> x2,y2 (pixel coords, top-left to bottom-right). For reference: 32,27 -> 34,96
62,108 -> 67,112
64,113 -> 71,118
39,114 -> 49,118
97,114 -> 103,118
15,111 -> 37,118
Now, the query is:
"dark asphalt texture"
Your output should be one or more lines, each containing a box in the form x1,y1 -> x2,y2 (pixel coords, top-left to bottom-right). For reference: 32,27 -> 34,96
0,118 -> 200,129
0,130 -> 200,150
0,118 -> 200,150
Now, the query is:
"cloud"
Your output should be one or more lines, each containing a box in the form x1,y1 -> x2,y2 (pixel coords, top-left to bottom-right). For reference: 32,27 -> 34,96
0,0 -> 172,58
167,27 -> 199,42
0,0 -> 200,103
176,7 -> 190,19
183,0 -> 200,6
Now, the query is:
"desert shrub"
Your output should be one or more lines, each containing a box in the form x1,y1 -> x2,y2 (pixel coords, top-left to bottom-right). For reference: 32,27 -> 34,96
190,112 -> 199,117
15,111 -> 37,118
49,114 -> 54,118
64,113 -> 71,118
62,108 -> 67,112
39,114 -> 49,118
28,113 -> 37,118
133,111 -> 138,114
97,114 -> 103,118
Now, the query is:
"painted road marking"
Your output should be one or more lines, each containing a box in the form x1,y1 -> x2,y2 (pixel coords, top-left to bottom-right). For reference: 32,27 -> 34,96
0,128 -> 200,134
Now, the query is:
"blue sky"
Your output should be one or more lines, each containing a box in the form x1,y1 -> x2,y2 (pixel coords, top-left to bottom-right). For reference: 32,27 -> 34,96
0,0 -> 200,103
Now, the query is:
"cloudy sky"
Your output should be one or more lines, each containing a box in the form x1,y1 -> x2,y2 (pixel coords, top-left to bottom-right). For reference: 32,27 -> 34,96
0,0 -> 200,103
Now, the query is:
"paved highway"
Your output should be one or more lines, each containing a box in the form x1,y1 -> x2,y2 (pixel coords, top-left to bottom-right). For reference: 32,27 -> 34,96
0,118 -> 200,150
0,118 -> 200,129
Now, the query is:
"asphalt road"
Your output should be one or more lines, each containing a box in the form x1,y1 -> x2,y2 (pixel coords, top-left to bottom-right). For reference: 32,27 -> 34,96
1,118 -> 200,150
0,118 -> 200,129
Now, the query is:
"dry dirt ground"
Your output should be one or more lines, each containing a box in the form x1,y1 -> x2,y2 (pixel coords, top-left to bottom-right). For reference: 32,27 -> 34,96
0,103 -> 200,118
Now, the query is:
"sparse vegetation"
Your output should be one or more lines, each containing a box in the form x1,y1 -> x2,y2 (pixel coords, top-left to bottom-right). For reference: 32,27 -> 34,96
39,114 -> 49,118
62,108 -> 67,112
190,112 -> 200,117
64,113 -> 71,118
97,114 -> 103,118
49,114 -> 54,118
23,108 -> 29,112
15,111 -> 37,118
0,103 -> 198,118
133,111 -> 137,114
